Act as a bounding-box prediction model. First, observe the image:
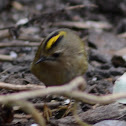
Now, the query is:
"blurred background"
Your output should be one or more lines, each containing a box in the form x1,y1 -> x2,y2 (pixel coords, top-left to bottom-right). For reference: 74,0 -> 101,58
0,0 -> 126,125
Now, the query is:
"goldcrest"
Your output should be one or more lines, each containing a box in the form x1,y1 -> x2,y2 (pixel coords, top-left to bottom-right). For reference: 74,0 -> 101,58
31,28 -> 88,86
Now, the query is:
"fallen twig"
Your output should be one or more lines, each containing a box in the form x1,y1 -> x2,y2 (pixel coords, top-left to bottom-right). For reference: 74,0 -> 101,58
0,82 -> 45,91
14,101 -> 61,111
1,77 -> 126,125
0,54 -> 14,62
65,4 -> 97,10
0,76 -> 126,105
118,32 -> 126,38
0,77 -> 86,102
0,4 -> 97,40
0,77 -> 85,125
0,29 -> 42,41
53,21 -> 112,30
73,102 -> 92,126
0,4 -> 97,30
14,114 -> 31,119
11,1 -> 24,11
50,103 -> 126,125
0,29 -> 10,39
0,42 -> 39,48
34,102 -> 61,109
7,100 -> 46,126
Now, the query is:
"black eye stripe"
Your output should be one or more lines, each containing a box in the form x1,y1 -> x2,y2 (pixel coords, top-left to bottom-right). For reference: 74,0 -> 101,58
52,52 -> 61,58
44,31 -> 59,49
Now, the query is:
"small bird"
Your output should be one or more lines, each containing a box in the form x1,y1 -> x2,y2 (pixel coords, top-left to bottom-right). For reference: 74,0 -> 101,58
31,28 -> 88,86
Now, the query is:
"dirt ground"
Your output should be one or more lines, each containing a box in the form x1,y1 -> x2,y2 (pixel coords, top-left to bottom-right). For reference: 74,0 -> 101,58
0,0 -> 126,126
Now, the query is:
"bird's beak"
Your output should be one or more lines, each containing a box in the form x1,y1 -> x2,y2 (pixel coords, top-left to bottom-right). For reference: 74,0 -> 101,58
35,56 -> 47,64
35,56 -> 55,64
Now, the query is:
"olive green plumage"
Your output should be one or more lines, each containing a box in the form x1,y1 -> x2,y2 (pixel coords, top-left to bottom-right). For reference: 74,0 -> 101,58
31,28 -> 88,86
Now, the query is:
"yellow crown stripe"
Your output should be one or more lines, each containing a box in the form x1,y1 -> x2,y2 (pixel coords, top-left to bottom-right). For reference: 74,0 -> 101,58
46,31 -> 66,50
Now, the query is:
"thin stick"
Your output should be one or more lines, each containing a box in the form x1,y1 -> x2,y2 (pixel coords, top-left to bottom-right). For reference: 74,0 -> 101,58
14,101 -> 61,111
73,102 -> 92,126
66,4 -> 97,10
14,114 -> 31,119
0,42 -> 39,48
0,29 -> 10,39
53,21 -> 112,30
0,4 -> 97,31
0,82 -> 45,91
0,76 -> 126,105
8,100 -> 46,126
2,76 -> 126,105
0,77 -> 86,102
50,103 -> 126,125
0,54 -> 14,61
0,29 -> 42,42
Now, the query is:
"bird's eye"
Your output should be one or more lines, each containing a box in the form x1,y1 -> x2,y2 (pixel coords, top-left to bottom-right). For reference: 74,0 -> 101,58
52,52 -> 61,58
